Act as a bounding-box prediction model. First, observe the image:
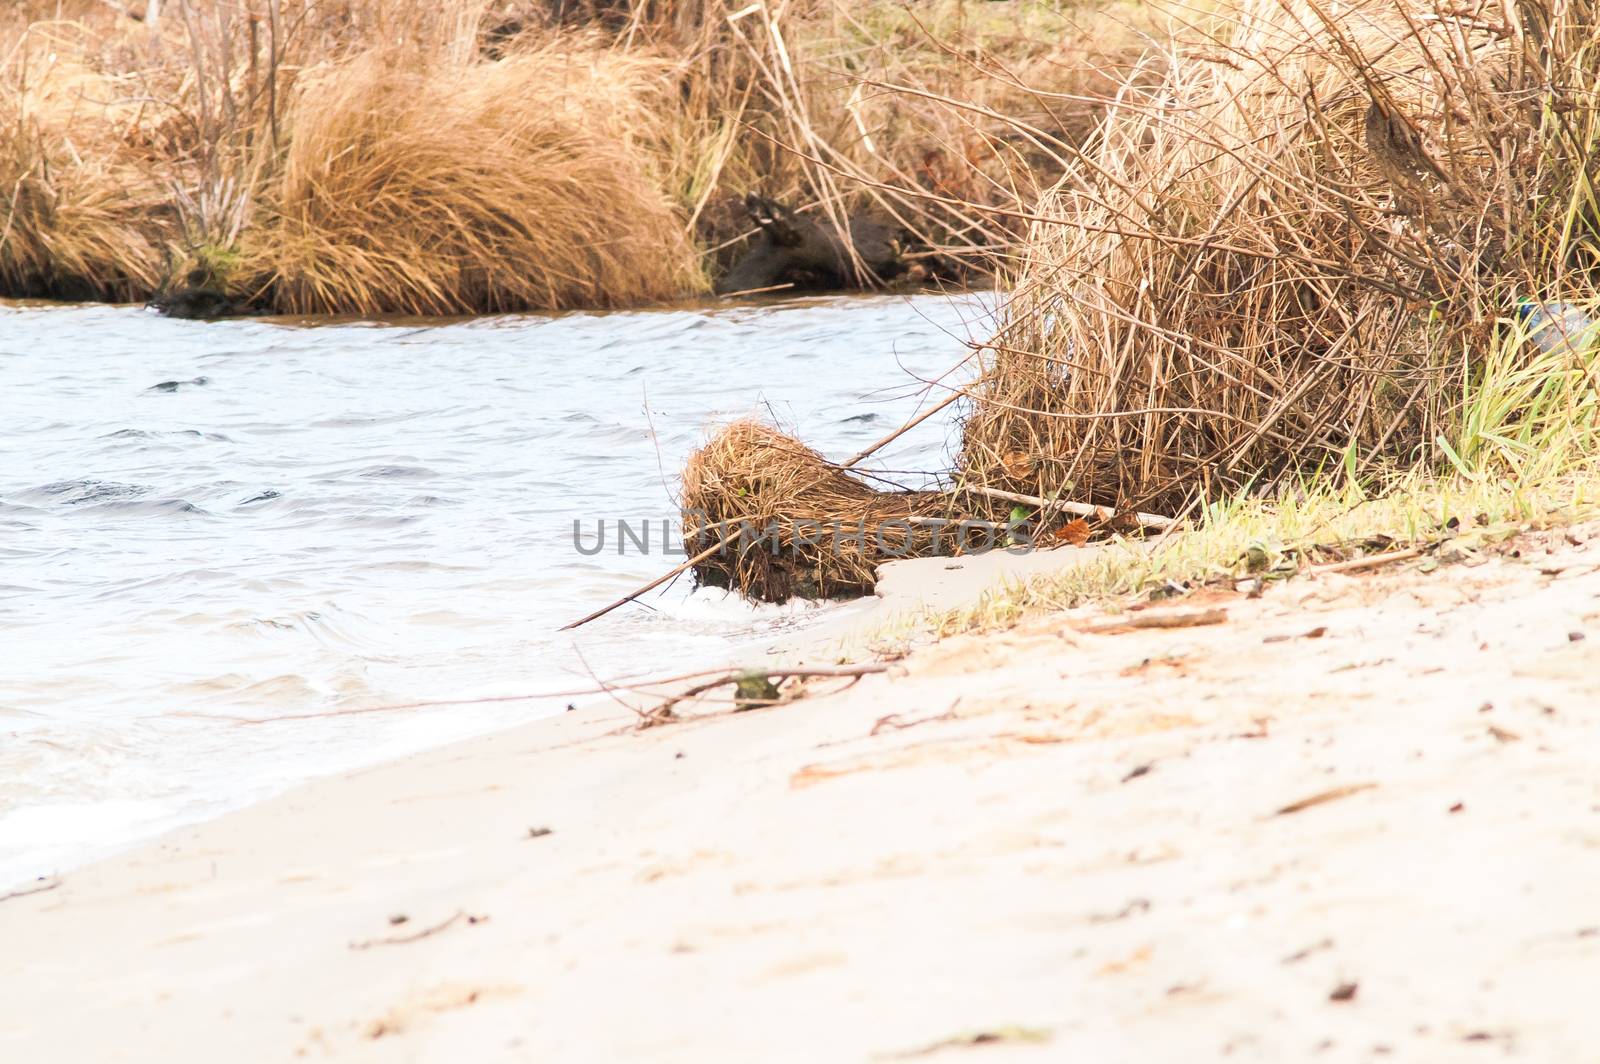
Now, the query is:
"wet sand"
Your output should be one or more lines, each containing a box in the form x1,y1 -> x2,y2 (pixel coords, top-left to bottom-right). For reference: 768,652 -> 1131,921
4,526 -> 1600,1061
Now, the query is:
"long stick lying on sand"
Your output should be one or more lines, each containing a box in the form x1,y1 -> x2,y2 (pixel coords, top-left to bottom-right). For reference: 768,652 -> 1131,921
958,485 -> 1177,533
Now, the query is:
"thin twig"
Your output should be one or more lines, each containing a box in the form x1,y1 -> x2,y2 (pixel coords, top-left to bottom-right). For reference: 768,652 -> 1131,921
349,911 -> 486,950
1303,547 -> 1424,575
840,390 -> 962,467
559,535 -> 734,631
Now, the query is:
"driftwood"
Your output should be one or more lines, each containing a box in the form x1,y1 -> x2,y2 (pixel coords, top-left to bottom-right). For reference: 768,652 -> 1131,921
958,485 -> 1177,533
639,662 -> 889,728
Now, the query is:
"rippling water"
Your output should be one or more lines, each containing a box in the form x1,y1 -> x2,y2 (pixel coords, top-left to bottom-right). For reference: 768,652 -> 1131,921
0,293 -> 994,884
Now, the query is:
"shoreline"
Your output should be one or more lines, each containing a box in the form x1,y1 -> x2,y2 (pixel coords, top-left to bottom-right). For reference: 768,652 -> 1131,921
0,290 -> 992,893
7,530 -> 1600,1058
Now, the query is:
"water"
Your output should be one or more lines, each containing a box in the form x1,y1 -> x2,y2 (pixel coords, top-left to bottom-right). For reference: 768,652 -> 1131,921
0,293 -> 995,886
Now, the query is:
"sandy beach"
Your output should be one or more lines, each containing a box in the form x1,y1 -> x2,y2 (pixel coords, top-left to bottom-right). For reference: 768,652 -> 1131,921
5,525 -> 1600,1061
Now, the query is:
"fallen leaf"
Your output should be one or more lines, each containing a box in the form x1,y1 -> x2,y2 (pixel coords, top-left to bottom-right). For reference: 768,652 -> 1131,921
1096,944 -> 1153,975
1264,625 -> 1328,644
1329,982 -> 1359,1002
1118,655 -> 1188,677
1052,517 -> 1092,545
1090,898 -> 1151,924
1282,938 -> 1334,964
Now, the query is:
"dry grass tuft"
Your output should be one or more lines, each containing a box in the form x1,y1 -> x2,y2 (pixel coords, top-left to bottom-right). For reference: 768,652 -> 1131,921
680,419 -> 985,602
247,41 -> 702,315
0,38 -> 171,300
960,0 -> 1600,514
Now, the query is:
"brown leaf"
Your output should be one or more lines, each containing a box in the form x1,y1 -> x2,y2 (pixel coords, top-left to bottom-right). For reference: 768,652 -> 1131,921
1052,517 -> 1092,545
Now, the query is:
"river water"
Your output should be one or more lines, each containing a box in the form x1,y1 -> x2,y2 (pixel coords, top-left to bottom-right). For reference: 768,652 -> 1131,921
0,293 -> 994,886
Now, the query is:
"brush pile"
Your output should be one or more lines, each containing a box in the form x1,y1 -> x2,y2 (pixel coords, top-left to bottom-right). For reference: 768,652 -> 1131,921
962,0 -> 1600,512
679,420 -> 989,603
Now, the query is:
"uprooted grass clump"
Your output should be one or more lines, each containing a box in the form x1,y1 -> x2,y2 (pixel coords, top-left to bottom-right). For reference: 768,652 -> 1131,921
680,419 -> 992,602
960,0 -> 1600,515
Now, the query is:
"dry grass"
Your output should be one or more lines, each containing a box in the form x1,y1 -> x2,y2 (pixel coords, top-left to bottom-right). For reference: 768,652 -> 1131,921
665,0 -> 1164,280
245,40 -> 701,315
0,30 -> 172,300
0,0 -> 1160,308
678,0 -> 1600,606
960,0 -> 1600,513
679,419 -> 985,602
931,468 -> 1600,636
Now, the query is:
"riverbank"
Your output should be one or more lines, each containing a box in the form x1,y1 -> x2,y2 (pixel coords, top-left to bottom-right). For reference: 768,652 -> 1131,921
0,0 -> 1150,311
6,521 -> 1600,1060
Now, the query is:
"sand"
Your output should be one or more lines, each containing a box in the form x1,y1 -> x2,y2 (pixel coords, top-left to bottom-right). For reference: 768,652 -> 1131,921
4,525 -> 1600,1061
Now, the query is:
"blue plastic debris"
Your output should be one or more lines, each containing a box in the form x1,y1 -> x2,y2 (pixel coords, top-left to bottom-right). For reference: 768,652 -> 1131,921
1516,300 -> 1600,354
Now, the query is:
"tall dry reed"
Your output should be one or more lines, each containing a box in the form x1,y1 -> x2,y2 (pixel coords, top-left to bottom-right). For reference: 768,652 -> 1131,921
961,0 -> 1600,513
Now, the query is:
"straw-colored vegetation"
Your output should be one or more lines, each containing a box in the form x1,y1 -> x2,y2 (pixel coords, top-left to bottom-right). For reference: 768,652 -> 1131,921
681,419 -> 976,602
0,25 -> 171,300
680,0 -> 1600,604
247,42 -> 699,315
962,0 -> 1600,512
0,0 -> 1158,312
